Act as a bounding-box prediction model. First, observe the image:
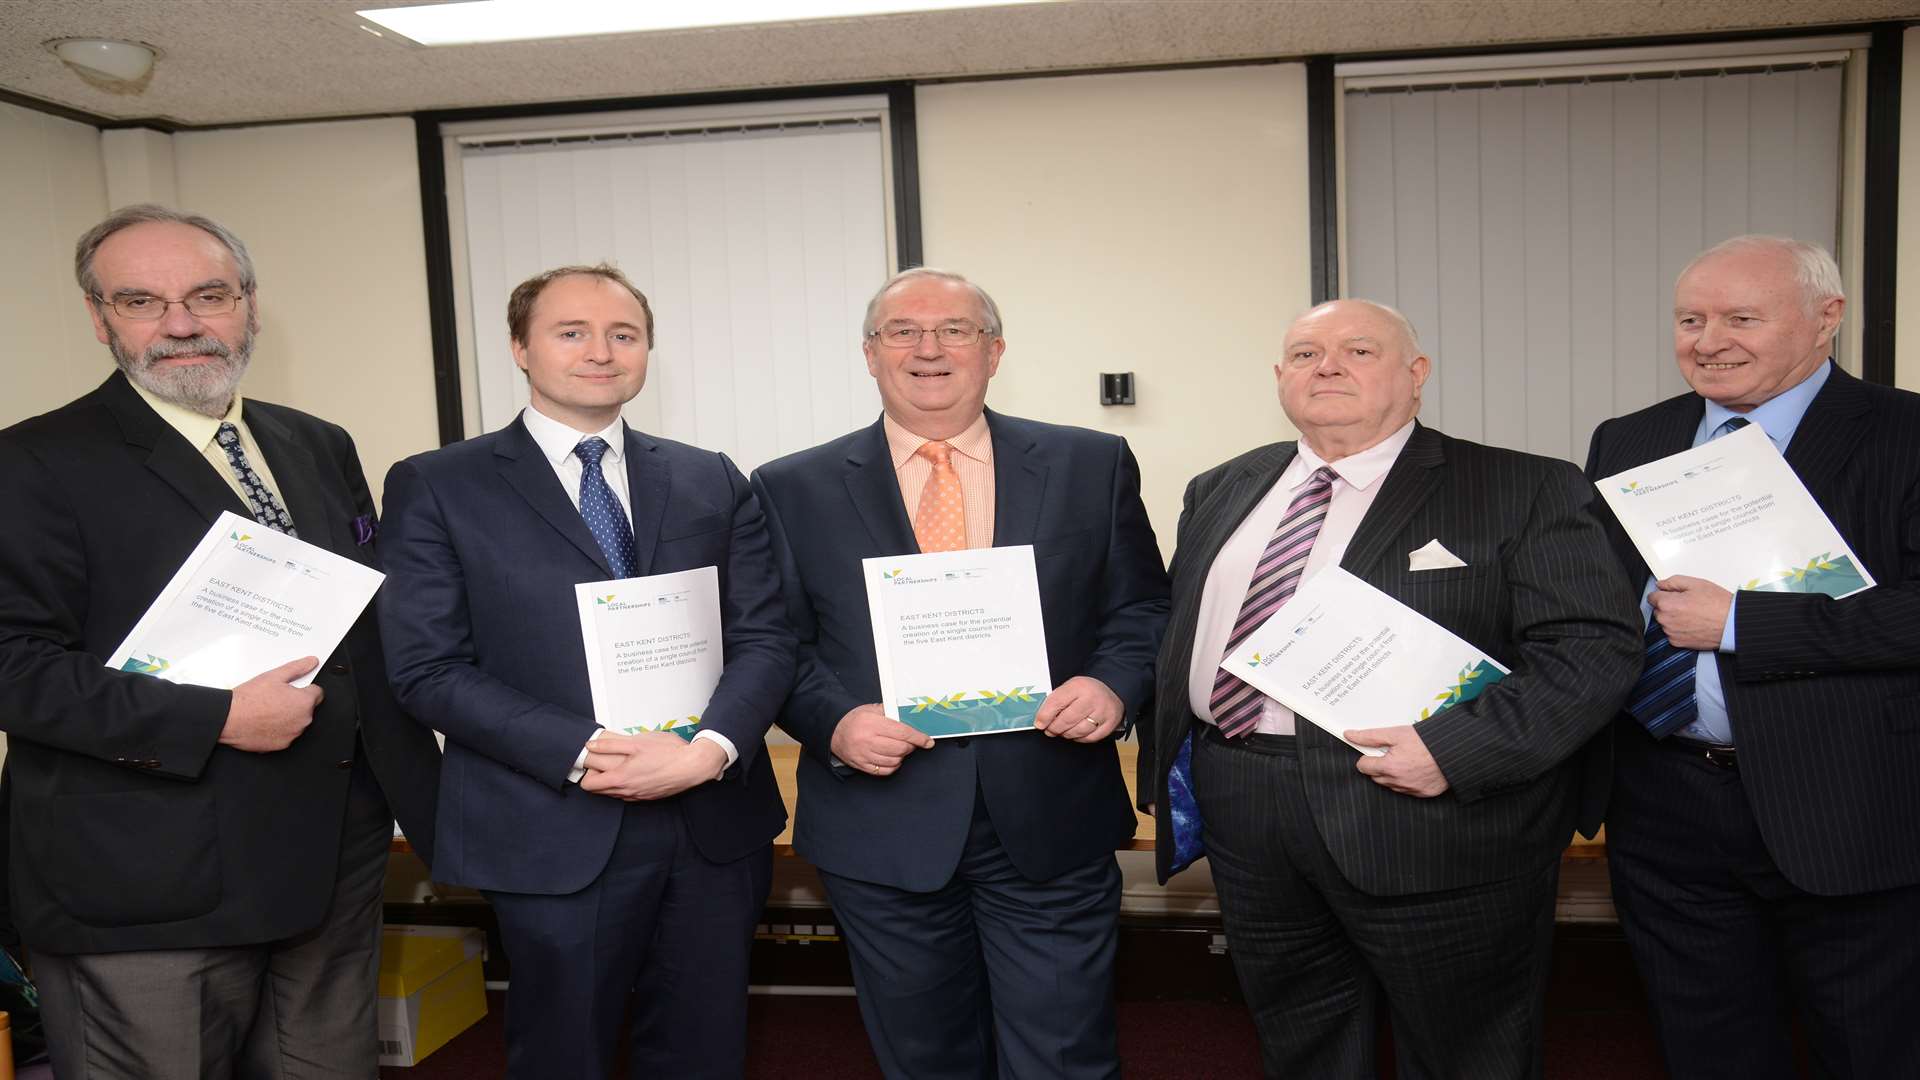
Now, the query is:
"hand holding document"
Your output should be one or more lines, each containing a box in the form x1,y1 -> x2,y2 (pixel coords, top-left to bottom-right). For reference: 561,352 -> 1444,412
1597,423 -> 1873,599
575,566 -> 722,741
106,511 -> 383,689
1219,567 -> 1509,755
863,546 -> 1053,738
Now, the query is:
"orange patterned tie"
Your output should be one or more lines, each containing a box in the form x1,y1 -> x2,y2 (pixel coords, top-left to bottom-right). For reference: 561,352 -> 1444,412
913,440 -> 967,553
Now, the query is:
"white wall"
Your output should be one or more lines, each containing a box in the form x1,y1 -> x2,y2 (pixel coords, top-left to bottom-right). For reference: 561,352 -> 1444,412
0,101 -> 109,428
172,118 -> 440,499
916,65 -> 1314,554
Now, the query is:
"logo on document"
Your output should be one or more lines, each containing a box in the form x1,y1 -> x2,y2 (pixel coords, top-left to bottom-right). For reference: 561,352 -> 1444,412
120,654 -> 170,676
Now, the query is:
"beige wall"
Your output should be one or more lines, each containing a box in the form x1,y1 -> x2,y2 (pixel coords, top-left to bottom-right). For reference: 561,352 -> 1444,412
916,64 -> 1313,553
1897,26 -> 1920,393
1,101 -> 110,428
171,118 -> 440,498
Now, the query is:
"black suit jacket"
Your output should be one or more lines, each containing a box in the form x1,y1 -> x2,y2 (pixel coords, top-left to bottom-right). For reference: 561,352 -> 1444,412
0,373 -> 440,954
378,416 -> 793,895
1143,424 -> 1642,894
749,411 -> 1170,891
1584,363 -> 1920,895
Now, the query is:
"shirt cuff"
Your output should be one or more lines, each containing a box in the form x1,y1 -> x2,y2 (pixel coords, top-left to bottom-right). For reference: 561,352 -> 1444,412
692,729 -> 738,769
1718,594 -> 1738,653
567,727 -> 607,784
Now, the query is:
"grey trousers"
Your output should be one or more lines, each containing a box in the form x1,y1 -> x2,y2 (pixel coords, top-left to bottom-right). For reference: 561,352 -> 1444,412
32,759 -> 393,1080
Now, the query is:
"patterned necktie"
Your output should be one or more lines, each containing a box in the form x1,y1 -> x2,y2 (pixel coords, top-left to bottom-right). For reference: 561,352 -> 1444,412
1210,466 -> 1337,738
215,423 -> 297,537
1625,416 -> 1750,738
574,437 -> 638,579
914,441 -> 967,553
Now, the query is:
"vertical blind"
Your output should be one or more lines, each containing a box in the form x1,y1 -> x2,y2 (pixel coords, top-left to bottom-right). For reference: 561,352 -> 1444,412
1343,64 -> 1843,463
458,119 -> 891,474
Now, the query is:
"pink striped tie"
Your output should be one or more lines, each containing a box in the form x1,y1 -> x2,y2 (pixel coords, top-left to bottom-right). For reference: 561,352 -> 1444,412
1209,467 -> 1337,738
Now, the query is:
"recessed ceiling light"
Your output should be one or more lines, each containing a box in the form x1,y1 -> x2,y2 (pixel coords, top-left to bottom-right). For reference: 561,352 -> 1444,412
357,0 -> 1057,47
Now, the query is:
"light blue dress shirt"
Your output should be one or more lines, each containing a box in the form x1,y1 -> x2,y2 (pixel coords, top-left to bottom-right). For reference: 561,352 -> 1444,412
1650,360 -> 1831,745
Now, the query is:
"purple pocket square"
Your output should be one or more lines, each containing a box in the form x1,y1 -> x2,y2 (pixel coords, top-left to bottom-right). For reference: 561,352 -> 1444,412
352,514 -> 378,546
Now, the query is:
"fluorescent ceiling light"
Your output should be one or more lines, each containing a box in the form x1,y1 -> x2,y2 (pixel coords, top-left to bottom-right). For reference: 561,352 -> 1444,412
357,0 -> 1056,47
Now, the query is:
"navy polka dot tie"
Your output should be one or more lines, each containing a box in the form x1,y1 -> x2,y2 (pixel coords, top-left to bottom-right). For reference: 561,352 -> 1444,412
574,437 -> 637,579
215,423 -> 297,537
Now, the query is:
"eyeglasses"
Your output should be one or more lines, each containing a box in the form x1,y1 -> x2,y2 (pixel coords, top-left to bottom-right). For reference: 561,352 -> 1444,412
867,322 -> 996,349
92,290 -> 245,320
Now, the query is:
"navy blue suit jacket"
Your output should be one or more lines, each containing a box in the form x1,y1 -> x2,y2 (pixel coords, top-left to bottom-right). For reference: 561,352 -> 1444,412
1585,364 -> 1920,895
378,416 -> 793,895
749,411 -> 1170,891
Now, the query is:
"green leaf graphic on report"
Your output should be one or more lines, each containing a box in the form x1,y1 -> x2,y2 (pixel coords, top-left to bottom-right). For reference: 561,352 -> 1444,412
1416,661 -> 1503,722
620,715 -> 701,741
1739,553 -> 1868,598
120,654 -> 170,675
898,687 -> 1041,737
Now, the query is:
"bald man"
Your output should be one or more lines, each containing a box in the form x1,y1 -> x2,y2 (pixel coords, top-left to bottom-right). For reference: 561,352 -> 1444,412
1141,300 -> 1640,1078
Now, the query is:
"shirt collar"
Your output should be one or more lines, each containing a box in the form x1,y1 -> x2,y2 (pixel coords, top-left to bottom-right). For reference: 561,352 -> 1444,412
521,406 -> 627,470
128,379 -> 245,454
1698,359 -> 1830,452
883,411 -> 994,471
1292,419 -> 1416,492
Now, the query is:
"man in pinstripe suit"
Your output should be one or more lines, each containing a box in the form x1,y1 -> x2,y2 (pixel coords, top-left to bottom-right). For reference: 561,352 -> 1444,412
1585,236 -> 1920,1079
1141,299 -> 1641,1078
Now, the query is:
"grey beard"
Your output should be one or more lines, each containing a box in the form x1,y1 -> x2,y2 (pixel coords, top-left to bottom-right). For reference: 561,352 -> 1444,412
109,326 -> 253,418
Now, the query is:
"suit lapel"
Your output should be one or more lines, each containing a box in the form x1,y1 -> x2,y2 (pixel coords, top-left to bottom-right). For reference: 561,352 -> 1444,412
244,404 -> 345,552
1339,424 -> 1447,578
1782,363 -> 1870,499
986,411 -> 1046,547
1181,444 -> 1296,592
623,427 -> 669,575
101,374 -> 250,528
496,417 -> 615,577
842,418 -> 917,555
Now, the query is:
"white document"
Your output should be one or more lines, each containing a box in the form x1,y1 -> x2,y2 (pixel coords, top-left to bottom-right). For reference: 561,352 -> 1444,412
863,546 -> 1054,739
574,566 -> 722,739
1597,423 -> 1874,599
106,511 -> 383,689
1220,567 -> 1510,755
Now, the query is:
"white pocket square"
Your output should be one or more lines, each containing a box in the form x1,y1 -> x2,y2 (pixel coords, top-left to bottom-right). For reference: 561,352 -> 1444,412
1408,539 -> 1468,571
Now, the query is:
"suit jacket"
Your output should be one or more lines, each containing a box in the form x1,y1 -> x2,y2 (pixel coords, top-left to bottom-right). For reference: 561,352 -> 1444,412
1142,423 -> 1642,895
378,416 -> 793,895
749,411 -> 1170,891
0,373 -> 440,954
1584,363 -> 1920,896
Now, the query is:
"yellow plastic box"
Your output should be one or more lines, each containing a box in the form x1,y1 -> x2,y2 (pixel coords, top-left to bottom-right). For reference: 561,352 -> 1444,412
377,924 -> 488,1066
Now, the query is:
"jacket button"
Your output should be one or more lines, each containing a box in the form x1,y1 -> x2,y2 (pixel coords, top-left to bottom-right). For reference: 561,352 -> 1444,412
336,759 -> 354,770
327,663 -> 349,676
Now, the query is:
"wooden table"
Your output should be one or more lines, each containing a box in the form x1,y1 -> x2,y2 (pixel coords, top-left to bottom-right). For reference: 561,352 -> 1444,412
398,743 -> 1604,860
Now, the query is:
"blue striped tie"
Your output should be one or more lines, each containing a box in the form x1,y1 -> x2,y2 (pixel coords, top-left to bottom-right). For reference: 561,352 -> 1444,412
1624,416 -> 1748,737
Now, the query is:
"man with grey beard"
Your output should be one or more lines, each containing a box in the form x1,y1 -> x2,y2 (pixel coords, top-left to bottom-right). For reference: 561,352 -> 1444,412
0,204 -> 441,1079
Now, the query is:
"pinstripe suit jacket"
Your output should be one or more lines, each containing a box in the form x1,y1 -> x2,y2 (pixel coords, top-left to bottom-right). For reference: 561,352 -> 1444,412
1584,363 -> 1920,896
1141,423 -> 1642,894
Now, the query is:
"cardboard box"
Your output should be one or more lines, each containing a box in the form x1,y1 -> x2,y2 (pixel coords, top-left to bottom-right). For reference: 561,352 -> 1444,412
377,924 -> 488,1066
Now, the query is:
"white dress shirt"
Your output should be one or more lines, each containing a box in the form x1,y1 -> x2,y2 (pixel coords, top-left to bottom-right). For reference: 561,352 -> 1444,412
519,406 -> 738,776
1188,421 -> 1417,735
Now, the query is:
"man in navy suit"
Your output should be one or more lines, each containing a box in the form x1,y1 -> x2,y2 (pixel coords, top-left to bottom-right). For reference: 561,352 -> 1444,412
378,265 -> 795,1079
1586,236 -> 1920,1078
750,268 -> 1170,1079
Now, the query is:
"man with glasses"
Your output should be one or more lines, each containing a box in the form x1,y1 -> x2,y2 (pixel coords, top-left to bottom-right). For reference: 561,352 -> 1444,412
750,268 -> 1170,1078
0,204 -> 441,1077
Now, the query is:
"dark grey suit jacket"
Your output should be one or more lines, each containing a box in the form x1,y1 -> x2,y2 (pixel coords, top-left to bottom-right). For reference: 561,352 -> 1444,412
1142,423 -> 1641,894
1585,363 -> 1920,896
0,373 -> 441,953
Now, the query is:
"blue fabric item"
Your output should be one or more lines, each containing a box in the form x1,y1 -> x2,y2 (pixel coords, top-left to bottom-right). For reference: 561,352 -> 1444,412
215,422 -> 297,537
573,436 -> 637,579
1167,729 -> 1205,875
